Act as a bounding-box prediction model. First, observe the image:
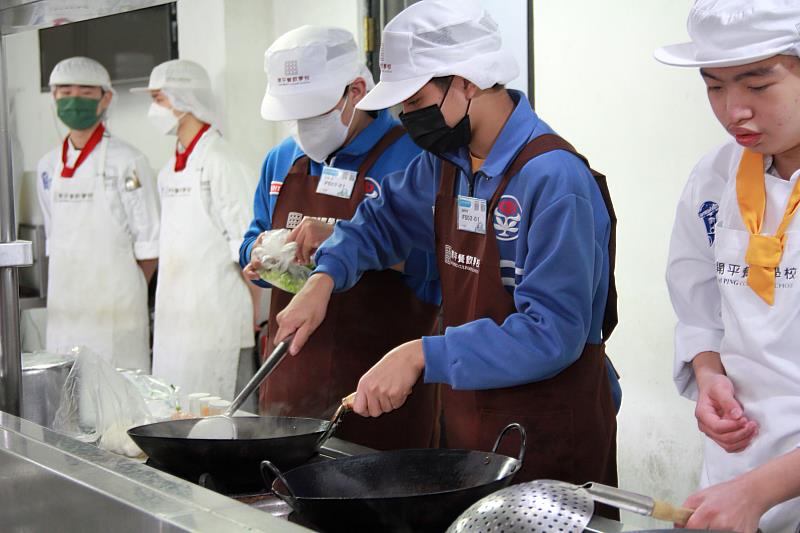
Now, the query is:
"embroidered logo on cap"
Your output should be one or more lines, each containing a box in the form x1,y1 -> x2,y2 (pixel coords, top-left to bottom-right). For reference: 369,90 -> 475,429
365,177 -> 381,200
698,200 -> 719,246
494,195 -> 522,241
277,60 -> 310,86
379,44 -> 391,73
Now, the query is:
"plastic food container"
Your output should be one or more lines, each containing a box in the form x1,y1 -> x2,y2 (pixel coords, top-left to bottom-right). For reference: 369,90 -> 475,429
187,392 -> 210,417
198,396 -> 220,417
207,399 -> 231,416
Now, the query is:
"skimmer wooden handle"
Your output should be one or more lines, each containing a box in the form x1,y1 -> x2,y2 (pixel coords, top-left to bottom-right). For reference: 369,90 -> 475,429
651,500 -> 693,525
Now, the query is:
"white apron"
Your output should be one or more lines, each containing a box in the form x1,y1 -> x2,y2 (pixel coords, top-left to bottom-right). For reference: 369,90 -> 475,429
151,139 -> 251,400
46,136 -> 151,370
706,169 -> 800,533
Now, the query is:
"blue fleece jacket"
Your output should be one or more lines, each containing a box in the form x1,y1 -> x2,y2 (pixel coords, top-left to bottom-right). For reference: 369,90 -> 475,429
314,91 -> 621,410
239,109 -> 440,306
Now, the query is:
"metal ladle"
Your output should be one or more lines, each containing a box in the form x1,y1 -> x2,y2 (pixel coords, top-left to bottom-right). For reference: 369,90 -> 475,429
187,333 -> 294,440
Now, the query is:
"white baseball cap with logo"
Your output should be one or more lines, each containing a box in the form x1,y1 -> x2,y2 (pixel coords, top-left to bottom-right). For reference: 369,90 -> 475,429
260,25 -> 374,121
655,0 -> 800,68
356,0 -> 518,112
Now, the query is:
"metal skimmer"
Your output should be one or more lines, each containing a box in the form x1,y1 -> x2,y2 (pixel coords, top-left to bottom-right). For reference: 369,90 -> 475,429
446,480 -> 594,533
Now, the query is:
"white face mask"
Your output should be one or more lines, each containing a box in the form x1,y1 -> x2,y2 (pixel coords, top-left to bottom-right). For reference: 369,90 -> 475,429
288,93 -> 353,163
147,102 -> 182,136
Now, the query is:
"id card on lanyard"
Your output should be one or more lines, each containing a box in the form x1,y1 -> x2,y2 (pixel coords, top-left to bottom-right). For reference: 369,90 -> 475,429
456,195 -> 486,234
316,166 -> 357,199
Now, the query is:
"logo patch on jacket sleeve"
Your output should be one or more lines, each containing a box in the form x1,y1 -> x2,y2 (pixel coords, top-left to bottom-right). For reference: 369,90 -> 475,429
270,181 -> 283,195
493,195 -> 522,241
41,171 -> 51,190
364,177 -> 381,200
698,201 -> 719,246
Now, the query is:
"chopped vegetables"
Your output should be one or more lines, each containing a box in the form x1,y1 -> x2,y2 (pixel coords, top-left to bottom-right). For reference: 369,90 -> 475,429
252,229 -> 313,294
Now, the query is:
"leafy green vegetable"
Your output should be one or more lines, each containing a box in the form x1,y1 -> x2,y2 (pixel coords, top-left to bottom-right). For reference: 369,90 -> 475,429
260,269 -> 308,294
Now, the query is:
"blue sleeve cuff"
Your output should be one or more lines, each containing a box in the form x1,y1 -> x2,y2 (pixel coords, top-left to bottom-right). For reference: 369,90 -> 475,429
239,239 -> 254,269
313,257 -> 349,292
250,278 -> 269,288
422,335 -> 452,384
240,238 -> 270,288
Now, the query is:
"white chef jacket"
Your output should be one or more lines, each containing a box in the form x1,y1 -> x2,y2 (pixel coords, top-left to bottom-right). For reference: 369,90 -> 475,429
151,129 -> 256,399
667,140 -> 800,533
36,133 -> 160,259
35,129 -> 160,369
174,130 -> 256,264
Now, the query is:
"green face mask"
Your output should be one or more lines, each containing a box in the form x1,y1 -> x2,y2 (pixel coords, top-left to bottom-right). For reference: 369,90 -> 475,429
56,96 -> 102,131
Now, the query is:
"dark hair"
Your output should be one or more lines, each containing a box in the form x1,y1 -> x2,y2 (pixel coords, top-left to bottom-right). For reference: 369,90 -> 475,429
430,76 -> 454,92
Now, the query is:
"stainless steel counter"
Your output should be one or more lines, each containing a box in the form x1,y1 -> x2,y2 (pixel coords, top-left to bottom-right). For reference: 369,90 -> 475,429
0,409 -> 634,532
0,411 -> 311,532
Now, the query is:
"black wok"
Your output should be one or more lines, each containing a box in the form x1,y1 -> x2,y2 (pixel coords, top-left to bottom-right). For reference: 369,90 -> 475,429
129,415 -> 336,491
262,423 -> 526,533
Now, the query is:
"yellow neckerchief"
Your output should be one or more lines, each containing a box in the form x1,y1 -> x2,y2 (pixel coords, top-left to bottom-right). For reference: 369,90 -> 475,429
470,153 -> 486,173
736,149 -> 800,305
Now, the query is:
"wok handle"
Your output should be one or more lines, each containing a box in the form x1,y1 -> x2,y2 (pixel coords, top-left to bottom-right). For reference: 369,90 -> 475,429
316,392 -> 356,448
492,423 -> 527,463
651,500 -> 693,525
226,333 -> 294,416
260,460 -> 300,512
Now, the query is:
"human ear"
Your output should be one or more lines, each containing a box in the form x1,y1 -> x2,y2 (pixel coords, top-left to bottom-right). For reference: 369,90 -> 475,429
349,77 -> 368,105
462,79 -> 479,99
98,90 -> 113,114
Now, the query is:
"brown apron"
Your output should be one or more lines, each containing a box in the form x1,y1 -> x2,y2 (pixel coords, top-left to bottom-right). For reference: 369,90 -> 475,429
434,134 -> 619,519
263,126 -> 441,450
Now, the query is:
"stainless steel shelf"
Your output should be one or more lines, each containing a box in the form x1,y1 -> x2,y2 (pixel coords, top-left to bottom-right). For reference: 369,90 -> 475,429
0,411 -> 312,532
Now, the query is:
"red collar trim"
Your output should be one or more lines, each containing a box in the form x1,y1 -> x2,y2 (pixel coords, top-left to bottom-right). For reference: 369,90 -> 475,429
61,123 -> 105,178
174,123 -> 211,172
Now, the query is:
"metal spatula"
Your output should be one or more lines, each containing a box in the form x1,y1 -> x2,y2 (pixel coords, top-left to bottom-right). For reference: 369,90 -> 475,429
187,333 -> 294,440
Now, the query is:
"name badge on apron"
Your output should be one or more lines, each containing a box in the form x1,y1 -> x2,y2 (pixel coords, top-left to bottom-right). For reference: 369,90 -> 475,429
316,166 -> 357,199
456,195 -> 486,234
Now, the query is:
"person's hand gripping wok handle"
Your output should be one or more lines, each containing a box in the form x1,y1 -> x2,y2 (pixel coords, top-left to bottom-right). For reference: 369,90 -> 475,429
275,272 -> 335,355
